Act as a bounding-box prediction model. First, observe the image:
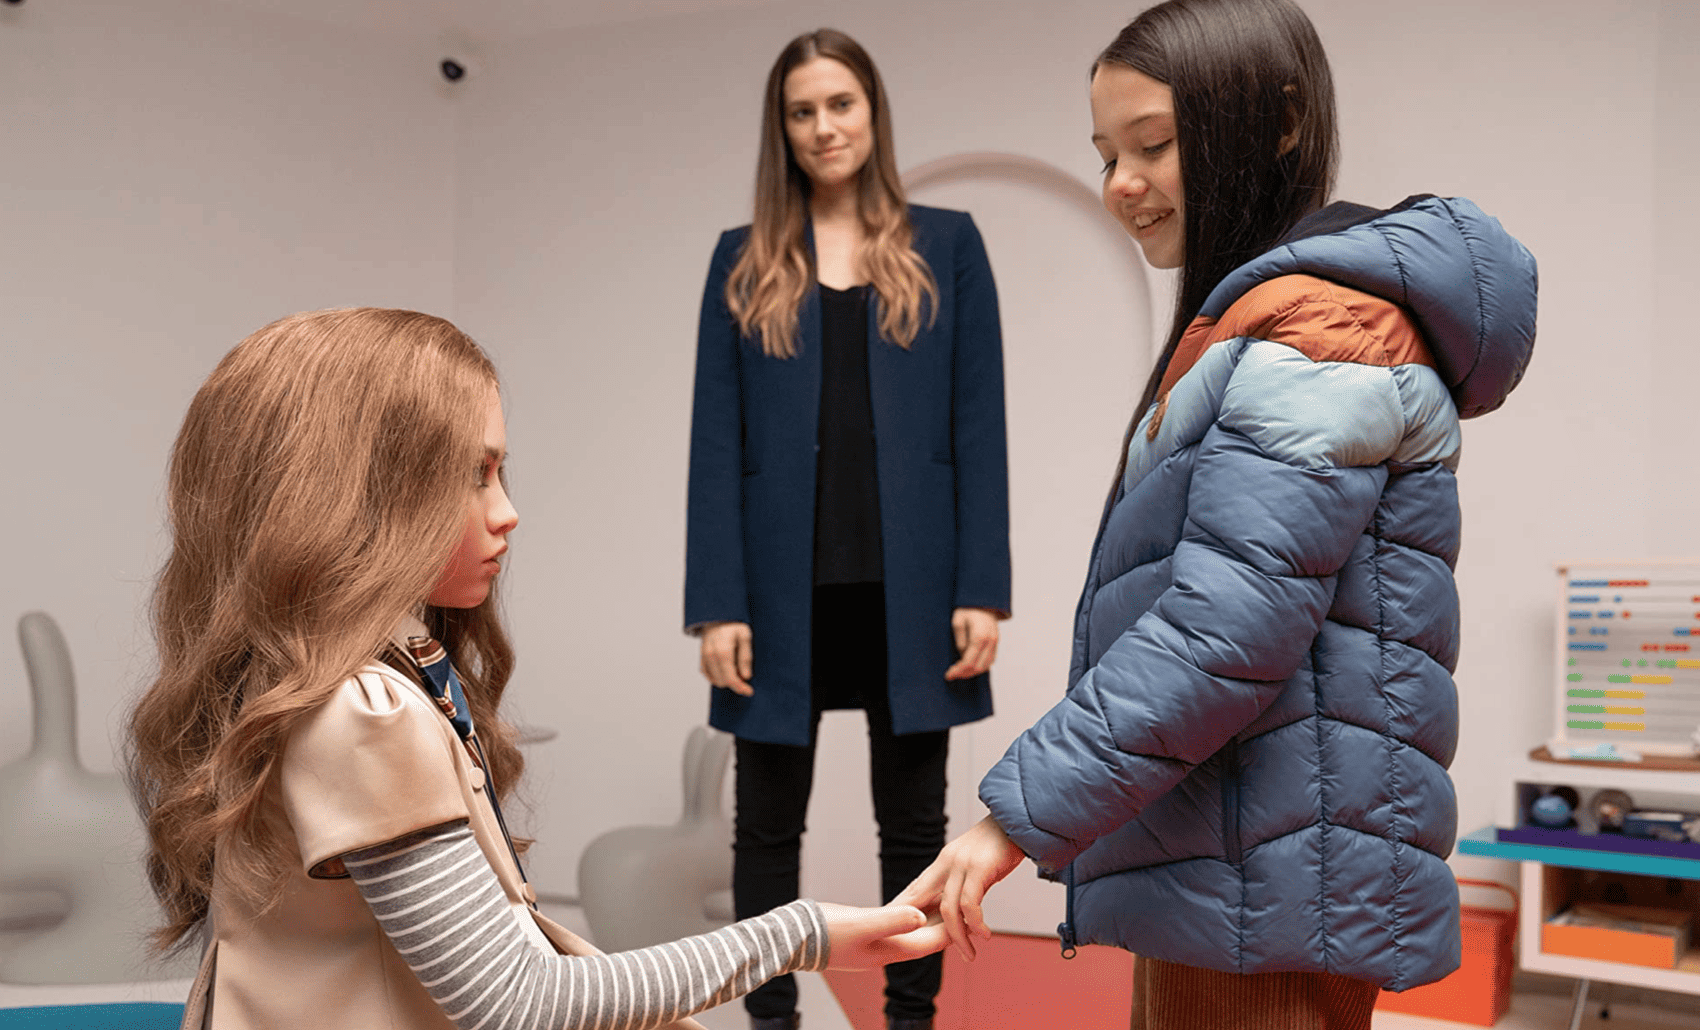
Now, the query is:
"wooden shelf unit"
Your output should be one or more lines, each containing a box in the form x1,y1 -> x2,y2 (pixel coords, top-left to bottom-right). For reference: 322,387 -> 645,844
1462,754 -> 1700,1013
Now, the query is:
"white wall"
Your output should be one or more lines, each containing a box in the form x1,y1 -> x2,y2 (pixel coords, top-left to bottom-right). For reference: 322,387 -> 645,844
0,0 -> 456,771
1651,0 -> 1700,563
4,0 -> 1696,943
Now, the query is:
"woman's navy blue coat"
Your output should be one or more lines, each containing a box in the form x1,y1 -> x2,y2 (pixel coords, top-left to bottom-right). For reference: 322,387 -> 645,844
685,205 -> 1010,747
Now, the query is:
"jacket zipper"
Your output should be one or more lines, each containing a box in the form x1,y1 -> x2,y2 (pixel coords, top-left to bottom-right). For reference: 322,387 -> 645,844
1057,862 -> 1078,959
1221,737 -> 1243,866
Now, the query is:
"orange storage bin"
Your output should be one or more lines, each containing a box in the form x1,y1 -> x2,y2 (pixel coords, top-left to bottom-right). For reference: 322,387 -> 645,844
1542,902 -> 1691,969
1376,878 -> 1516,1027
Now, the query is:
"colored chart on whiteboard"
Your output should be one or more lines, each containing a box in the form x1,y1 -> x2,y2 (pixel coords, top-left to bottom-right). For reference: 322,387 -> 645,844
1558,562 -> 1700,756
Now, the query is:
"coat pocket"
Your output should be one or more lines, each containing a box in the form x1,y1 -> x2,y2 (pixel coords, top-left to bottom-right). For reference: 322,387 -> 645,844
1220,737 -> 1243,866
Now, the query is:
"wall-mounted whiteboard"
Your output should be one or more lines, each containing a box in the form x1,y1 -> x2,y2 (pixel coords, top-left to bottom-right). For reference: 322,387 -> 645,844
1554,562 -> 1700,757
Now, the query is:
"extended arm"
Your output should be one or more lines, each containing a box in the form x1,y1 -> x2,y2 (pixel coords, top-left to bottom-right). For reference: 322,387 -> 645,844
347,822 -> 939,1030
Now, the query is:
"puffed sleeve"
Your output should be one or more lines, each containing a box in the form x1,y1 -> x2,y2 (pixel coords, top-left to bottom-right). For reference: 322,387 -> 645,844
279,666 -> 470,876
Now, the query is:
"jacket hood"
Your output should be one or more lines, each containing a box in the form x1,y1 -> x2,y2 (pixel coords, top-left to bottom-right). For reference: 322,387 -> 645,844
1199,195 -> 1538,419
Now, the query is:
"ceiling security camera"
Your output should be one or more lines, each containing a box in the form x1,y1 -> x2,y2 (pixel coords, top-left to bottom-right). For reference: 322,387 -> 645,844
440,59 -> 466,83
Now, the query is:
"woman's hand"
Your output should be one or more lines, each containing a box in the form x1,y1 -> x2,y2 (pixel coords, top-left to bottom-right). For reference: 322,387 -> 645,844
944,607 -> 1001,680
893,815 -> 1025,961
698,621 -> 753,696
815,902 -> 948,970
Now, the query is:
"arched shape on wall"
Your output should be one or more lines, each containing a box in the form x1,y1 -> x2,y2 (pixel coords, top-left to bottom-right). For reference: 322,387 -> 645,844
902,150 -> 1157,361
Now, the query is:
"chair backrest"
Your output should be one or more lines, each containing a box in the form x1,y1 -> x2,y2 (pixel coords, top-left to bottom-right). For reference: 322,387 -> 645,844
575,725 -> 734,954
0,612 -> 191,984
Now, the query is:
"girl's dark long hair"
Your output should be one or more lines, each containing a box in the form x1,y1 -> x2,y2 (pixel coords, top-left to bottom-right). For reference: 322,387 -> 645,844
1100,0 -> 1339,484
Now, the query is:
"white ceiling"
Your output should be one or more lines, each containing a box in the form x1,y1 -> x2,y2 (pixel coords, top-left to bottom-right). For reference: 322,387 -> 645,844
207,0 -> 792,43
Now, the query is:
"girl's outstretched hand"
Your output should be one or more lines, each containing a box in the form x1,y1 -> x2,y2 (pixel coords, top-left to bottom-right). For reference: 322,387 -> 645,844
892,815 -> 1025,962
816,902 -> 949,971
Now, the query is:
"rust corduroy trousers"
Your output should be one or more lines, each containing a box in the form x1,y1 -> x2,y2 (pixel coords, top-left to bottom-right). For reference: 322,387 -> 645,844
1129,956 -> 1379,1030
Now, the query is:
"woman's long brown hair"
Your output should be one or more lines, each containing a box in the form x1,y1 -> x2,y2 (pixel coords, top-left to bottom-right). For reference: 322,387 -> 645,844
725,28 -> 937,357
126,308 -> 523,954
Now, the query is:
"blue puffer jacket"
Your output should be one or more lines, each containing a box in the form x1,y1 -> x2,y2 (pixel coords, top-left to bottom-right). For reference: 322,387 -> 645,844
979,196 -> 1537,990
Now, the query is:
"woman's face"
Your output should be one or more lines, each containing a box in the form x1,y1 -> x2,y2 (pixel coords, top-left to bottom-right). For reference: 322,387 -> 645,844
427,386 -> 518,609
782,56 -> 874,192
1091,64 -> 1184,269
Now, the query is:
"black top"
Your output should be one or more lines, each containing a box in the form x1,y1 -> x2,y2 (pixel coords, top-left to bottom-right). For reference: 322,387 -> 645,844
813,283 -> 883,585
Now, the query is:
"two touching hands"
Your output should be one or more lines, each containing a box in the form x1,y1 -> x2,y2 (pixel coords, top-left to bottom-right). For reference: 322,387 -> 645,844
816,818 -> 1029,966
892,816 -> 1026,961
816,902 -> 947,970
698,609 -> 1025,964
697,607 -> 1002,697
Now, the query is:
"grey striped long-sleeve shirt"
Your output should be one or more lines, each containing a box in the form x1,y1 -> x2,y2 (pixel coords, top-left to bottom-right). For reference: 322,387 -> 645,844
342,822 -> 828,1030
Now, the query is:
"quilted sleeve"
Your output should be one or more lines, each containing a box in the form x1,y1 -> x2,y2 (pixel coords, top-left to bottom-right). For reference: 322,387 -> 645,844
980,343 -> 1406,872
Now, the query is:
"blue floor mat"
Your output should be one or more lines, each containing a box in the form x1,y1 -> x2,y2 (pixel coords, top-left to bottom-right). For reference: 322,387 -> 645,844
0,1002 -> 185,1028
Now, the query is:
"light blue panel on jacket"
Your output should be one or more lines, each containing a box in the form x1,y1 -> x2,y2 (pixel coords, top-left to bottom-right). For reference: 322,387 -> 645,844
1219,341 -> 1404,471
1238,831 -> 1326,964
1390,363 -> 1462,468
1124,339 -> 1242,492
1079,752 -> 1232,870
1301,829 -> 1460,988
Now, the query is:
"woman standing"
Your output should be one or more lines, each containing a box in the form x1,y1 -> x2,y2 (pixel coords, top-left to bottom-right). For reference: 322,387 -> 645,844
684,28 -> 1010,1030
899,2 -> 1537,1027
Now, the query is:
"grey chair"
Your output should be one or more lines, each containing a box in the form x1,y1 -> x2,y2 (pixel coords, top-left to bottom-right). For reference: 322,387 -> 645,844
0,612 -> 188,984
575,726 -> 736,954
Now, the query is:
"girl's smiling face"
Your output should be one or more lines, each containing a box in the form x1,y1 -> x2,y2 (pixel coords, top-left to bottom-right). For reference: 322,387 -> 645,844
427,387 -> 517,609
1091,63 -> 1184,270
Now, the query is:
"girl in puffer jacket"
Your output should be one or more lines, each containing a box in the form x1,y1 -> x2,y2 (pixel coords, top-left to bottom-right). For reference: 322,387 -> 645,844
897,1 -> 1537,1027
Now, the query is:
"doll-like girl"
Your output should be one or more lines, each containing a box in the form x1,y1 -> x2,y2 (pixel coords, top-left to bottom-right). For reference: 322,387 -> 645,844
129,308 -> 943,1030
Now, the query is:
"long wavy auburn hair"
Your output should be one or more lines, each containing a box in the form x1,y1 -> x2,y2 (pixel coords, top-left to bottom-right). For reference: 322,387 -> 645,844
126,308 -> 523,954
725,28 -> 938,357
1099,0 -> 1339,488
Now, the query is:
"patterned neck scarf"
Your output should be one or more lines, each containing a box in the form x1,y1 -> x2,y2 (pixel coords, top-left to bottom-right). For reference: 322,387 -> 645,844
405,634 -> 474,741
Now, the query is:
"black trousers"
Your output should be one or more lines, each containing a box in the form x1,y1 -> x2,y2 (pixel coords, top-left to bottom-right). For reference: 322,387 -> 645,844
735,582 -> 950,1021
